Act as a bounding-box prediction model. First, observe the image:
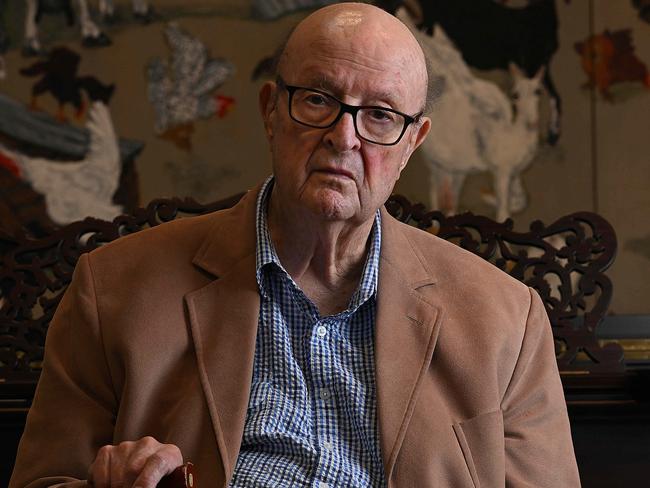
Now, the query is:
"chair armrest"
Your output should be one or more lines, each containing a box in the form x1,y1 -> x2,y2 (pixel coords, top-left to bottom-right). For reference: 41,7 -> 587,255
157,463 -> 195,488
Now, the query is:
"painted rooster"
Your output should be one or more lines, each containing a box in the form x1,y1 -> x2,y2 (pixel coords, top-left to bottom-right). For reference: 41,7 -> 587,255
20,47 -> 115,121
575,29 -> 650,100
0,101 -> 122,225
146,23 -> 235,149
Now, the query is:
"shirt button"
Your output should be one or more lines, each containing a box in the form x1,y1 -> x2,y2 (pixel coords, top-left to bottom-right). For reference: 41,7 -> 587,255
319,388 -> 331,401
316,325 -> 327,337
323,440 -> 333,451
319,483 -> 329,488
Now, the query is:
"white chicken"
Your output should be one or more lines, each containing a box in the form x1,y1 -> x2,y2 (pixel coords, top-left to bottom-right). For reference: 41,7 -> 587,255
146,22 -> 235,134
0,101 -> 122,225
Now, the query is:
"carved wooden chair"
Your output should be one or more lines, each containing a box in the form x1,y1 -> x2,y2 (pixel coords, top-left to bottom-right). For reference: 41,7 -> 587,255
0,192 -> 637,486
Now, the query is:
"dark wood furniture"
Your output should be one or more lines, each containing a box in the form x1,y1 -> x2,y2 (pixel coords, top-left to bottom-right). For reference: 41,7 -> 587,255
2,193 -> 648,487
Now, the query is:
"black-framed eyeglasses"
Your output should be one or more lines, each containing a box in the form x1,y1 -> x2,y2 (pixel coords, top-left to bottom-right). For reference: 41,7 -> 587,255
277,77 -> 422,146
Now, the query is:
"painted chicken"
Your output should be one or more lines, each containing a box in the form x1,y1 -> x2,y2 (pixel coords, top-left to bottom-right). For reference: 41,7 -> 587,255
20,46 -> 115,122
146,23 -> 235,148
575,29 -> 650,100
0,101 -> 122,225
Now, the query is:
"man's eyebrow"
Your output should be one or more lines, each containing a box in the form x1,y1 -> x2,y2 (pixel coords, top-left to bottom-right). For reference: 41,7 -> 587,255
307,75 -> 339,93
307,75 -> 397,107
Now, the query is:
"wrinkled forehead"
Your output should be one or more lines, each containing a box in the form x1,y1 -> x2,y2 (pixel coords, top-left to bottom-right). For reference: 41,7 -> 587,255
296,42 -> 412,104
281,11 -> 426,109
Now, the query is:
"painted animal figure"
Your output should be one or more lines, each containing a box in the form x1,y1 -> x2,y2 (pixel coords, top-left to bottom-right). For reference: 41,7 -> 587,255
0,101 -> 122,225
574,29 -> 650,100
379,0 -> 561,144
97,0 -> 153,23
23,0 -> 152,56
20,46 -> 115,121
23,0 -> 110,55
146,22 -> 234,150
399,10 -> 544,222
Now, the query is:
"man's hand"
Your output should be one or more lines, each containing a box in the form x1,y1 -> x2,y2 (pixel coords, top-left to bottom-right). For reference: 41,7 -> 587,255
88,436 -> 183,488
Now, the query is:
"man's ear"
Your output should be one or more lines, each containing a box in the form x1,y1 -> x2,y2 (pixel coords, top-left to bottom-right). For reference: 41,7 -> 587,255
259,81 -> 278,141
411,116 -> 431,153
400,115 -> 431,173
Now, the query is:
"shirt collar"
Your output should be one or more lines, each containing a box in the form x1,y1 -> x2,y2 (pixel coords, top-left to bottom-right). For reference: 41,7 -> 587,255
254,175 -> 382,313
255,176 -> 283,296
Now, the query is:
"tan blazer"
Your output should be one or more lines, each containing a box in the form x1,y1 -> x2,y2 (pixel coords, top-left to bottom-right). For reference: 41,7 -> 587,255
11,186 -> 580,488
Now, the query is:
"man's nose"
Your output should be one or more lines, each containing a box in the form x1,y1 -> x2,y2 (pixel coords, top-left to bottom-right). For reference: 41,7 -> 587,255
323,112 -> 361,152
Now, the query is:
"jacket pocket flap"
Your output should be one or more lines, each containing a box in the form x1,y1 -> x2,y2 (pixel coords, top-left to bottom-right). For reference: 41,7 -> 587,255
453,409 -> 505,488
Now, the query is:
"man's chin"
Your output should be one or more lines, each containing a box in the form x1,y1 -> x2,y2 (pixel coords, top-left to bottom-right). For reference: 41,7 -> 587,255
305,188 -> 357,222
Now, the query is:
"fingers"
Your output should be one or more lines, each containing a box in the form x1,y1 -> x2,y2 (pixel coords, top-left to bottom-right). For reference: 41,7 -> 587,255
132,445 -> 183,488
88,444 -> 112,488
88,437 -> 183,488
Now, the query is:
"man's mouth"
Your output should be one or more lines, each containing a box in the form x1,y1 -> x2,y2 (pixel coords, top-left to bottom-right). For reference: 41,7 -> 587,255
315,167 -> 355,180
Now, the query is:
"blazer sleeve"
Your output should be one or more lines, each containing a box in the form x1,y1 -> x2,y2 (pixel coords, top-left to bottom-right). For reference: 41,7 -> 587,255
10,253 -> 117,488
500,287 -> 581,487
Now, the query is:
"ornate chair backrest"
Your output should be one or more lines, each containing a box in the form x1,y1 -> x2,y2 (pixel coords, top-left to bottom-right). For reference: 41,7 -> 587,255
0,193 -> 623,397
385,196 -> 623,374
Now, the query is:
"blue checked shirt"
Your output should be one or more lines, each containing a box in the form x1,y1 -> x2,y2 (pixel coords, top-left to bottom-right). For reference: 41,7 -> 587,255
228,177 -> 387,487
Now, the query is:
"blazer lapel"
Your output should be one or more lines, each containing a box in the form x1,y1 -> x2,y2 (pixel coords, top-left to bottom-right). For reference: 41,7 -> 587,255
375,209 -> 444,480
185,256 -> 260,479
183,188 -> 261,480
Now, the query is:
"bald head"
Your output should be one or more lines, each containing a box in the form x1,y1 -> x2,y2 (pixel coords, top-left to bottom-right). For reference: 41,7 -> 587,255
257,2 -> 433,225
277,3 -> 429,113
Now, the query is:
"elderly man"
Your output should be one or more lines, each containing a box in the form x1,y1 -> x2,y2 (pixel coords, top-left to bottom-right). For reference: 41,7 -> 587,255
10,3 -> 580,488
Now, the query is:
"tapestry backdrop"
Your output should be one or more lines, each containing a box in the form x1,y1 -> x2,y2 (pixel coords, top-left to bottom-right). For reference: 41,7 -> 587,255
0,0 -> 648,315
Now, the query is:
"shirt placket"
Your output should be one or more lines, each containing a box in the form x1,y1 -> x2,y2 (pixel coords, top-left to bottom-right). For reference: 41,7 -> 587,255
308,312 -> 348,488
237,176 -> 385,487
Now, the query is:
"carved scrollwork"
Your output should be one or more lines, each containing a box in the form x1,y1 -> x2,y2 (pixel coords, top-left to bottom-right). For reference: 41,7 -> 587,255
0,194 -> 244,382
1,192 -> 622,385
385,195 -> 624,372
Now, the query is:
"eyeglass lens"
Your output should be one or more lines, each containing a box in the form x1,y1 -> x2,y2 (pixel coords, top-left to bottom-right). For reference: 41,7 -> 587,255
290,88 -> 407,145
